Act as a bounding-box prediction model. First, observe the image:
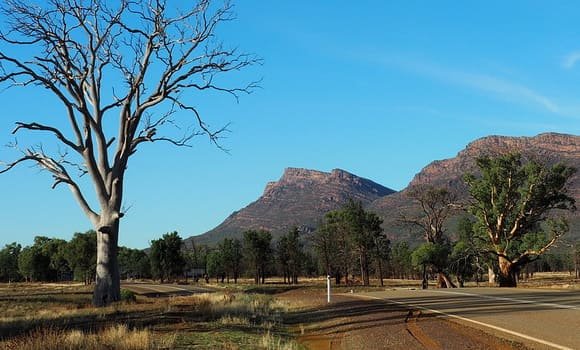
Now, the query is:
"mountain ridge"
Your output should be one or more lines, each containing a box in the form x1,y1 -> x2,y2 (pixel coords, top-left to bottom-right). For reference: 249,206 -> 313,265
369,132 -> 579,243
190,167 -> 395,245
190,133 -> 579,246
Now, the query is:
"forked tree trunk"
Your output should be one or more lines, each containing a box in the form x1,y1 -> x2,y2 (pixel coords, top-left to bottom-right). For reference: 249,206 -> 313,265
92,217 -> 121,306
436,271 -> 456,288
498,256 -> 517,287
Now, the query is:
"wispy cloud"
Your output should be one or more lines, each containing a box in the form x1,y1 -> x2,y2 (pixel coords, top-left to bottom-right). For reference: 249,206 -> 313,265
361,53 -> 566,115
429,67 -> 561,114
562,51 -> 580,69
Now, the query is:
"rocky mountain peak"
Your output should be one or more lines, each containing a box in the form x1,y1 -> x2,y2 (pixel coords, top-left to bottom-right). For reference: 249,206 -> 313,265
279,167 -> 328,183
195,167 -> 395,244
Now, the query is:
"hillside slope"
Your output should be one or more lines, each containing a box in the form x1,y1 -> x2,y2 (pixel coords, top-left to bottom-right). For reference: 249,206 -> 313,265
368,133 -> 580,244
191,168 -> 395,245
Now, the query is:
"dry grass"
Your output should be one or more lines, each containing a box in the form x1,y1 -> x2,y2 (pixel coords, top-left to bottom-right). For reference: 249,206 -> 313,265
217,315 -> 251,326
261,330 -> 301,350
518,271 -> 580,289
0,283 -> 94,322
0,283 -> 303,350
1,324 -> 173,350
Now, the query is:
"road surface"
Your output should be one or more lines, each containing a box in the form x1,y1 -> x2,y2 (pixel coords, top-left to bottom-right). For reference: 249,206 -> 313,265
359,288 -> 580,350
121,282 -> 216,297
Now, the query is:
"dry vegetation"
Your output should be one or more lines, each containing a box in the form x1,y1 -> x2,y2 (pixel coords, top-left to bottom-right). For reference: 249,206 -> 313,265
1,274 -> 577,349
1,324 -> 172,350
517,271 -> 580,289
0,283 -> 303,350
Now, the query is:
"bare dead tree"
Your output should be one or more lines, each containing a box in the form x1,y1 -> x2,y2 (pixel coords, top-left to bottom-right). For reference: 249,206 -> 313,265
401,185 -> 458,243
400,185 -> 459,288
0,0 -> 259,306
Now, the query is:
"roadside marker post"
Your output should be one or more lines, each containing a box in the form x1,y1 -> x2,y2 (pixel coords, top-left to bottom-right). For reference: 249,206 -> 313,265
327,275 -> 331,303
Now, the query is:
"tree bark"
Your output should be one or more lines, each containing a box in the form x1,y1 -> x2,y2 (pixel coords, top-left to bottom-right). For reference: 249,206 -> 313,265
436,271 -> 456,288
92,218 -> 121,306
498,256 -> 517,287
488,266 -> 496,285
377,258 -> 384,287
360,253 -> 370,286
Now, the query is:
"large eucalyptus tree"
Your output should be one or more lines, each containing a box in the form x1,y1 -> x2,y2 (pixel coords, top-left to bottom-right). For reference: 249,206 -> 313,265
465,154 -> 576,287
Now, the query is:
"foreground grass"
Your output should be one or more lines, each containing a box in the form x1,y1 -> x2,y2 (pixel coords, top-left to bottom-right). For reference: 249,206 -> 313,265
0,283 -> 303,350
1,324 -> 172,350
2,273 -> 575,349
0,283 -> 93,322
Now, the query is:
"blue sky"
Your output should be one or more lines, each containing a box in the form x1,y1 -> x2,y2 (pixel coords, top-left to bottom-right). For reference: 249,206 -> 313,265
1,1 -> 579,249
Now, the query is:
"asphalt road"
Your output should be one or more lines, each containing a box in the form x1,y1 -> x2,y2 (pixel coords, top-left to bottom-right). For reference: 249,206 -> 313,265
359,288 -> 580,350
121,282 -> 217,297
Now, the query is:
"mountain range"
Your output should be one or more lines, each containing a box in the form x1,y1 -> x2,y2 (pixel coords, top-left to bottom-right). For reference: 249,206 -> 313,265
190,133 -> 579,246
369,132 -> 579,243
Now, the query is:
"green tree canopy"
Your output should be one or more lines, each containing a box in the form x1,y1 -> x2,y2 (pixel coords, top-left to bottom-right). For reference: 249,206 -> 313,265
243,229 -> 272,284
277,227 -> 304,285
65,231 -> 97,284
465,153 -> 576,287
390,241 -> 413,279
219,238 -> 243,283
0,243 -> 21,282
150,231 -> 185,283
313,200 -> 386,286
118,247 -> 151,279
312,210 -> 345,283
206,249 -> 224,282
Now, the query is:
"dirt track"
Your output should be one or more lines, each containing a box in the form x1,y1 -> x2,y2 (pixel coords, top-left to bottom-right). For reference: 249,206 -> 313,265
278,289 -> 528,350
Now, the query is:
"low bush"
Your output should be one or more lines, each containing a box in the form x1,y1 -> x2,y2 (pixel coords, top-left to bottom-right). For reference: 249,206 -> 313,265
120,289 -> 137,303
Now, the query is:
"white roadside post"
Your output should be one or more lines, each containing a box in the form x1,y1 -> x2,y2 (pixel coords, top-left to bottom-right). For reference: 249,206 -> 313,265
327,275 -> 331,303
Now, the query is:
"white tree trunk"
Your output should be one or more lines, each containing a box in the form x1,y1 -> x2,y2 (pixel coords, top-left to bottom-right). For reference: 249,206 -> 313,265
488,266 -> 496,285
92,217 -> 121,306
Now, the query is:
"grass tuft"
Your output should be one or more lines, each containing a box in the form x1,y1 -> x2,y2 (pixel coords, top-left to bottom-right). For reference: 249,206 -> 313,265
217,315 -> 251,326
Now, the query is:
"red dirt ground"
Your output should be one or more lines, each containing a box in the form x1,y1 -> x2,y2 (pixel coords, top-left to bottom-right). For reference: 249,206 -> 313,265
277,288 -> 529,350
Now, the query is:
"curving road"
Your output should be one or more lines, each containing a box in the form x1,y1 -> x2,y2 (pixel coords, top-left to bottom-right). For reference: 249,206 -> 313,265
359,288 -> 580,350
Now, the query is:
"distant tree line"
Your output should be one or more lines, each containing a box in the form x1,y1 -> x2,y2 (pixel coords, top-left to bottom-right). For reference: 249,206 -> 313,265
1,153 -> 576,287
0,231 -> 151,283
147,228 -> 315,285
1,224 -> 577,286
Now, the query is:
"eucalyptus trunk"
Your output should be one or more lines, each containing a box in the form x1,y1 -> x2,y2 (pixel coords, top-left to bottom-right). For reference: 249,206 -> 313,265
498,256 -> 518,287
376,257 -> 384,287
436,271 -> 456,288
93,218 -> 121,306
360,253 -> 370,286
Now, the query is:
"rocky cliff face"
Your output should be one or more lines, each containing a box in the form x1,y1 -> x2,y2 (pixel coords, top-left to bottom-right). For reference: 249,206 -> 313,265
369,133 -> 580,243
409,133 -> 579,194
192,168 -> 395,244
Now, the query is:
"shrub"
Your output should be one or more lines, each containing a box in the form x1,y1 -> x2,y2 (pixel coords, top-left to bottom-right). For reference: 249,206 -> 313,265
120,289 -> 137,303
